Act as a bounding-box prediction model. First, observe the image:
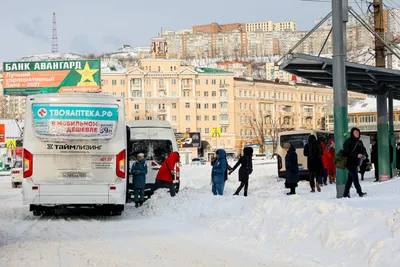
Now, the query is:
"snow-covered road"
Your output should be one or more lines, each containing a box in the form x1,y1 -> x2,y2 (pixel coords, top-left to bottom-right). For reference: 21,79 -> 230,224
1,162 -> 400,267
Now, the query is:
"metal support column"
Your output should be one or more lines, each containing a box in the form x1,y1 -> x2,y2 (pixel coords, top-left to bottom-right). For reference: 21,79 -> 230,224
332,0 -> 348,198
389,90 -> 395,177
377,90 -> 390,181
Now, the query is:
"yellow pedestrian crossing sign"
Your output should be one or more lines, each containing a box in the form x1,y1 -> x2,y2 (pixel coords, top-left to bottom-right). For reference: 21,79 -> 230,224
6,140 -> 16,151
211,128 -> 221,138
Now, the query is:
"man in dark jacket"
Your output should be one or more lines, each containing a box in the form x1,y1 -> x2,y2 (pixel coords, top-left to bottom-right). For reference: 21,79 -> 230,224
343,127 -> 367,198
371,138 -> 378,182
210,149 -> 227,196
131,153 -> 148,207
230,147 -> 253,197
283,143 -> 299,195
303,135 -> 323,193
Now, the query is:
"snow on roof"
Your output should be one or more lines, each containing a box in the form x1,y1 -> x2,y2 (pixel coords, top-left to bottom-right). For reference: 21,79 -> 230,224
348,97 -> 400,113
19,53 -> 85,62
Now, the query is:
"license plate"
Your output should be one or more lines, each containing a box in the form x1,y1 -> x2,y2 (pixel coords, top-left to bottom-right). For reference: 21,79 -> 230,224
58,172 -> 87,180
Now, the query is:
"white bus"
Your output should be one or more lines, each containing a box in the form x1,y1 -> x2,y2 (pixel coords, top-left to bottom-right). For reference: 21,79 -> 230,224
276,130 -> 370,179
127,120 -> 179,195
22,93 -> 127,216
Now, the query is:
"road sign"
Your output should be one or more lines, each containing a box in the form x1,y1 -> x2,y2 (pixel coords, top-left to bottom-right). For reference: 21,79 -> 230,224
211,127 -> 221,138
6,140 -> 16,151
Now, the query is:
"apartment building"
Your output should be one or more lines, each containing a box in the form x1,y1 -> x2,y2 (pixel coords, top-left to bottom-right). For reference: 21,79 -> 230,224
101,39 -> 367,155
216,61 -> 252,77
0,73 -> 26,119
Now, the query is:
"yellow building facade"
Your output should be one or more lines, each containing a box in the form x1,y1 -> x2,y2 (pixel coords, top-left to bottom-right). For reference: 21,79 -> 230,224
101,37 -> 367,156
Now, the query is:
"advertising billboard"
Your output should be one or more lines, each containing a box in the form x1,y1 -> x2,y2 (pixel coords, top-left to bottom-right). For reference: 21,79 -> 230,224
2,59 -> 101,95
175,132 -> 201,148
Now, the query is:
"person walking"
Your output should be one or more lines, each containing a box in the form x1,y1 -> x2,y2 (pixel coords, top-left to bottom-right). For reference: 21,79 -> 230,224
283,143 -> 299,195
343,127 -> 367,198
327,139 -> 336,184
359,146 -> 369,181
371,138 -> 379,182
230,147 -> 253,197
155,151 -> 180,197
321,141 -> 330,186
210,149 -> 227,196
304,135 -> 323,192
130,153 -> 147,207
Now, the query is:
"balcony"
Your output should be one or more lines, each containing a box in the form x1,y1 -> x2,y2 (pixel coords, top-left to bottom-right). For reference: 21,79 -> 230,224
158,109 -> 167,114
130,83 -> 141,91
219,96 -> 228,102
220,107 -> 228,113
219,84 -> 227,90
220,119 -> 229,125
182,84 -> 191,90
159,84 -> 166,90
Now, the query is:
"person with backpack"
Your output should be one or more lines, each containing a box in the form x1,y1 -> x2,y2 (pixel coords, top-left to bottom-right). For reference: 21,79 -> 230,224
342,127 -> 367,198
155,151 -> 180,197
229,147 -> 253,197
283,143 -> 299,195
130,153 -> 147,207
210,149 -> 227,196
303,135 -> 323,192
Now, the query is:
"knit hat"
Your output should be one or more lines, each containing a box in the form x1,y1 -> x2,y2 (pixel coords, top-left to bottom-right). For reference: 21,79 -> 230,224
137,153 -> 144,158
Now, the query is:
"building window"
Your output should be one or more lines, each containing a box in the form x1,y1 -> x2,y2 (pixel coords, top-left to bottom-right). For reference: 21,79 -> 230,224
146,104 -> 152,110
186,128 -> 190,132
147,92 -> 151,97
121,92 -> 125,97
205,115 -> 209,121
135,116 -> 140,120
132,91 -> 142,97
186,115 -> 190,122
195,79 -> 200,85
212,79 -> 216,85
185,103 -> 190,108
197,128 -> 201,133
103,80 -> 108,85
212,91 -> 217,97
303,106 -> 313,113
212,103 -> 217,109
212,115 -> 217,121
249,104 -> 252,111
147,116 -> 152,120
205,128 -> 210,134
172,79 -> 176,85
172,91 -> 177,96
172,116 -> 177,122
120,80 -> 125,86
134,104 -> 139,110
112,80 -> 117,86
204,103 -> 209,109
196,91 -> 200,96
205,80 -> 208,85
172,103 -> 177,109
197,115 -> 201,121
197,103 -> 201,109
204,91 -> 209,97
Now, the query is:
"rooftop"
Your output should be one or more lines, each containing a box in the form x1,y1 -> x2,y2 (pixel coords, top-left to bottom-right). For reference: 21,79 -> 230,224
195,67 -> 232,74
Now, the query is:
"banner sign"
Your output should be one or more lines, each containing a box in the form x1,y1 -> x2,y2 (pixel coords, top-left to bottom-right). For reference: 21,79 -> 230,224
175,132 -> 201,148
0,124 -> 5,143
2,60 -> 101,95
32,104 -> 118,139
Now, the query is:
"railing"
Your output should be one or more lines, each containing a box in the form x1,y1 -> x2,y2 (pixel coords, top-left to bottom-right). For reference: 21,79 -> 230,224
220,119 -> 229,125
219,96 -> 228,102
182,84 -> 191,90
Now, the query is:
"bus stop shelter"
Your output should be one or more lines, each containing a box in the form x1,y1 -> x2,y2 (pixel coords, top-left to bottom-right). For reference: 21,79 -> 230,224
280,53 -> 400,181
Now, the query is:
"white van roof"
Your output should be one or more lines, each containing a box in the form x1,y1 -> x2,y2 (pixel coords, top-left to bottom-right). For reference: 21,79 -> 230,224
127,120 -> 172,128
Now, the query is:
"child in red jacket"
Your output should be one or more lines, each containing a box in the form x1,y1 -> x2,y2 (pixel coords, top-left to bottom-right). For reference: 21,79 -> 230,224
155,152 -> 180,197
321,142 -> 330,186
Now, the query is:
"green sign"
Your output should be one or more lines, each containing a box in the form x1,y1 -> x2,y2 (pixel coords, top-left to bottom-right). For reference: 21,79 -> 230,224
2,59 -> 101,95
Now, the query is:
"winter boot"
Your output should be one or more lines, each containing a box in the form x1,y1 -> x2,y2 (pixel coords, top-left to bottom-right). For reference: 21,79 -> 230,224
135,202 -> 139,208
310,188 -> 315,193
359,192 -> 367,197
287,187 -> 296,195
316,184 -> 321,192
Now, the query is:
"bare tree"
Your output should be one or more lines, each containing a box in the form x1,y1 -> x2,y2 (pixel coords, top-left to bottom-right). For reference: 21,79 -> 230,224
250,110 -> 297,153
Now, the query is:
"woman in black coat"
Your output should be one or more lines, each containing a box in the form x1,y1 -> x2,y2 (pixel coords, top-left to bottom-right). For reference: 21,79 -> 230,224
230,147 -> 253,197
284,143 -> 299,195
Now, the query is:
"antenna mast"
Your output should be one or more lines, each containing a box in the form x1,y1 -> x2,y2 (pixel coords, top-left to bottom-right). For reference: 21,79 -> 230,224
52,12 -> 59,53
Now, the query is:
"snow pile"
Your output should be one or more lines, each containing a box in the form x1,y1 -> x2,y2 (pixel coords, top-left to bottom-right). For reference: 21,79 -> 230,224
19,53 -> 85,62
141,164 -> 400,266
1,162 -> 400,266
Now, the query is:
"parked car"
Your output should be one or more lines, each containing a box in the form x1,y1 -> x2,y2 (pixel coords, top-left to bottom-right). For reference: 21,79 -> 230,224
191,158 -> 206,165
11,160 -> 23,188
252,153 -> 267,160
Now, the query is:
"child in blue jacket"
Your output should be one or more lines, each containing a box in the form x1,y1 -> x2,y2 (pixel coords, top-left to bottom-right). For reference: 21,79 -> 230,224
131,153 -> 148,207
211,149 -> 227,195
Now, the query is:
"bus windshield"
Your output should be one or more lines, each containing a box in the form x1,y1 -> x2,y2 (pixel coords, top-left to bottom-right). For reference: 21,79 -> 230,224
279,134 -> 310,149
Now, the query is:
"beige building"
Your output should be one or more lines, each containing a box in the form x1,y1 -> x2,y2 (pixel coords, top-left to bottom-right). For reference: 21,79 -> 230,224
0,73 -> 26,119
101,39 -> 367,156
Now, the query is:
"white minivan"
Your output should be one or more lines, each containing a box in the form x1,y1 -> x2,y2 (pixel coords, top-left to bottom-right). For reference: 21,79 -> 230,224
22,93 -> 127,216
127,120 -> 179,195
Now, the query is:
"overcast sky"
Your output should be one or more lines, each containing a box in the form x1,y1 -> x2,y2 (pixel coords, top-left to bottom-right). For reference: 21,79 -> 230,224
1,0 -> 399,62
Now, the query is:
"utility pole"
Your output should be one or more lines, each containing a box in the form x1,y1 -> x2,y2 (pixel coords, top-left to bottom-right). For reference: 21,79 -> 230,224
374,0 -> 391,181
332,0 -> 348,198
